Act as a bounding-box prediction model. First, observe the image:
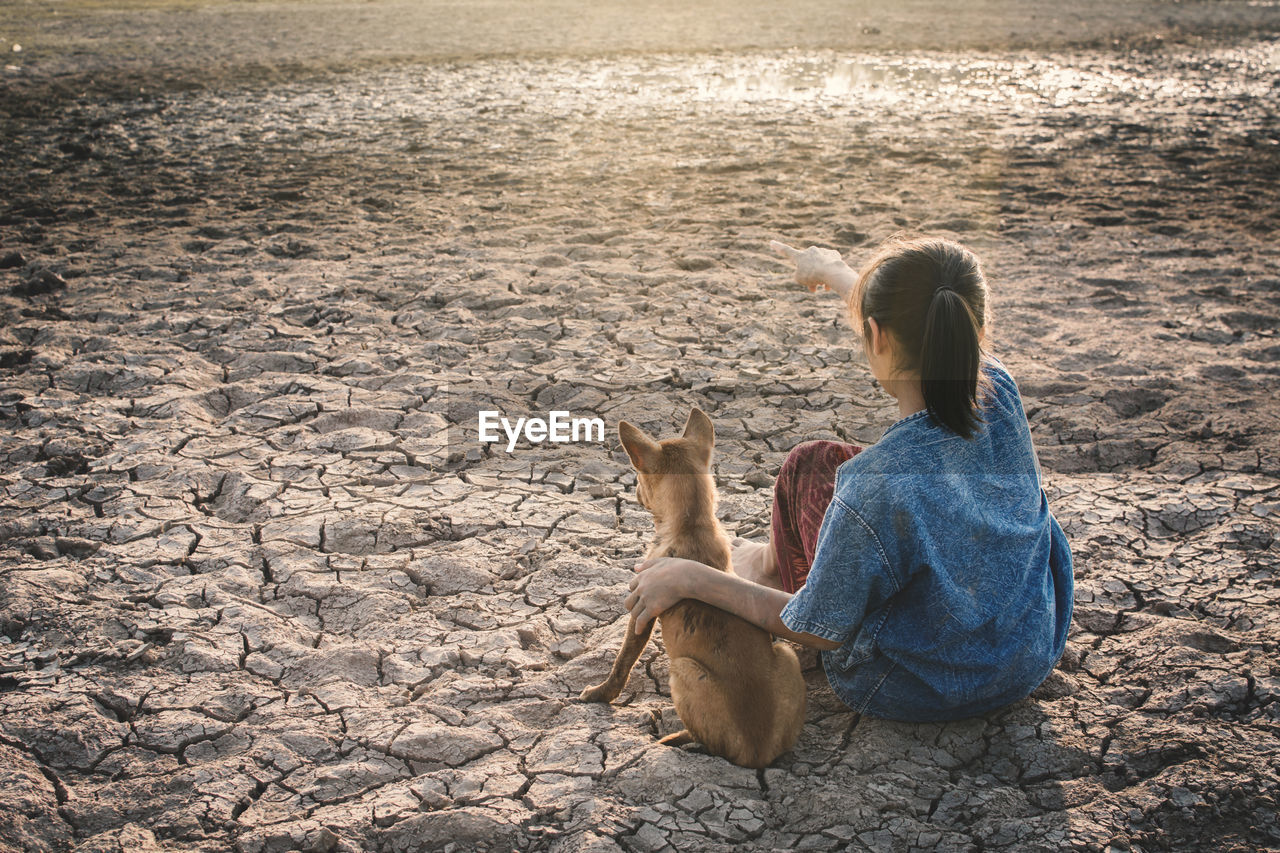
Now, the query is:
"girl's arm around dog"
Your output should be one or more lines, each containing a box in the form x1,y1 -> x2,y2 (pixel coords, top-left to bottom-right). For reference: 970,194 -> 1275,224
627,557 -> 842,651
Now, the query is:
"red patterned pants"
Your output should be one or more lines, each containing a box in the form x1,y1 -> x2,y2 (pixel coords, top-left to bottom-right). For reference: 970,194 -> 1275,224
770,440 -> 864,594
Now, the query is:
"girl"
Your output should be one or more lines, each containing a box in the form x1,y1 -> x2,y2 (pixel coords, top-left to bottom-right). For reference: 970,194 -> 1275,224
625,236 -> 1074,722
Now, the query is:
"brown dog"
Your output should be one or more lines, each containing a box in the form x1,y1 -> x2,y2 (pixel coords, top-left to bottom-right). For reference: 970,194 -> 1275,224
579,408 -> 805,769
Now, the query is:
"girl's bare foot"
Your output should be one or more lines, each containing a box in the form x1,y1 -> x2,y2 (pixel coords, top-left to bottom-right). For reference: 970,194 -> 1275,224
731,537 -> 783,590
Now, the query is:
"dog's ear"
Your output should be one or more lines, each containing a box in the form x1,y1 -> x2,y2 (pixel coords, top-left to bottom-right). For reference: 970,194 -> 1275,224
619,421 -> 661,473
682,408 -> 714,452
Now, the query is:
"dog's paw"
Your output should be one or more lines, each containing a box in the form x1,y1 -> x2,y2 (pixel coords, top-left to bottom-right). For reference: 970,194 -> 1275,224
579,684 -> 612,703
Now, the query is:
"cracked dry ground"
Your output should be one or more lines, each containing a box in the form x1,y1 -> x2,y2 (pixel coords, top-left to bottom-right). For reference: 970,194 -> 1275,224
2,40 -> 1280,853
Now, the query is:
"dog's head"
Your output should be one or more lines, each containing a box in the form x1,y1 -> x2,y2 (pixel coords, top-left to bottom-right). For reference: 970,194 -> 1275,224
617,408 -> 715,518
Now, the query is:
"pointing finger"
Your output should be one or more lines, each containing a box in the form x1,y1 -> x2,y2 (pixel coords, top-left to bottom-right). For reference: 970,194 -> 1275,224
769,240 -> 802,263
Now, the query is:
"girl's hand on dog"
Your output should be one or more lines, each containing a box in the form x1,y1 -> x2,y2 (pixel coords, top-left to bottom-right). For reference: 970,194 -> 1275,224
770,240 -> 857,301
627,556 -> 701,633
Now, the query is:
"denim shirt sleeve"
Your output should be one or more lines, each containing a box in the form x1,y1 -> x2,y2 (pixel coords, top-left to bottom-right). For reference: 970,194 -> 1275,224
779,495 -> 904,644
986,355 -> 1044,489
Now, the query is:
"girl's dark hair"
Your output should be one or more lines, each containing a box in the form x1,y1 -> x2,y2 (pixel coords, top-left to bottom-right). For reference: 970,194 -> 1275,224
851,236 -> 990,439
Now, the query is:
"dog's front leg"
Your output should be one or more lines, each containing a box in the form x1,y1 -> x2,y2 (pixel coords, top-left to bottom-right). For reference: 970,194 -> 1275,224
579,613 -> 655,703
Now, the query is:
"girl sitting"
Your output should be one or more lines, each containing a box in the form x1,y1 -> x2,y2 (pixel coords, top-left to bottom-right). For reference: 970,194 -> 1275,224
625,236 -> 1074,722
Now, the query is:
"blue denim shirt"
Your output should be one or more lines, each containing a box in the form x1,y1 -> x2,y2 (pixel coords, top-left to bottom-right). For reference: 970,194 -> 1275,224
779,357 -> 1073,721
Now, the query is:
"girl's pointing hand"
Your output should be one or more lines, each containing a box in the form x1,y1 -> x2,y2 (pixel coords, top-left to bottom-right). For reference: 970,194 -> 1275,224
770,240 -> 857,301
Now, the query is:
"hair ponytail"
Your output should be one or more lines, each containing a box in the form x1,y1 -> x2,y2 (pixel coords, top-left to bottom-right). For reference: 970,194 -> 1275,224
851,237 -> 990,439
920,287 -> 983,439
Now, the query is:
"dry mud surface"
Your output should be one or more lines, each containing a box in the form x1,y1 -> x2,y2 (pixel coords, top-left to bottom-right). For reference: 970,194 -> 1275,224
2,2 -> 1280,852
